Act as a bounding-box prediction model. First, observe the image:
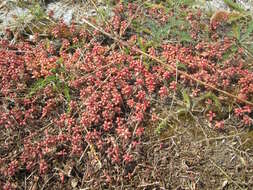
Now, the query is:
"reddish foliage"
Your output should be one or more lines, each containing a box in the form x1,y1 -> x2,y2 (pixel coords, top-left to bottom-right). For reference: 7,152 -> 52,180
0,2 -> 252,188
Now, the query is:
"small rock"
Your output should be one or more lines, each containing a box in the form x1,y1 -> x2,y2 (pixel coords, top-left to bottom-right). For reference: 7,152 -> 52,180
63,9 -> 73,25
221,180 -> 228,189
71,178 -> 78,188
195,0 -> 253,13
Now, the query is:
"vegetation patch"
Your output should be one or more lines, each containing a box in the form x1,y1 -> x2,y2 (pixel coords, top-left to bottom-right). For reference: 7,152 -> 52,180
0,0 -> 252,189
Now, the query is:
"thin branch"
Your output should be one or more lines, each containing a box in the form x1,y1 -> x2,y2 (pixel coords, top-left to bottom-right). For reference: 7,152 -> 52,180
209,159 -> 244,190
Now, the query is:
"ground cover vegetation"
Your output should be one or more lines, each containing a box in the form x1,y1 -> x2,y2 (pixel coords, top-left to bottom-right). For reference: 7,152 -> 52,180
0,0 -> 253,189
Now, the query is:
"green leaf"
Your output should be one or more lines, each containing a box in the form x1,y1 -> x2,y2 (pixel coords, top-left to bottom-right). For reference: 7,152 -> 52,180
176,62 -> 187,71
194,92 -> 222,111
232,23 -> 241,40
28,78 -> 44,96
156,118 -> 168,134
144,2 -> 166,9
177,31 -> 192,43
224,0 -> 244,12
241,20 -> 253,41
28,75 -> 58,97
30,3 -> 47,20
63,84 -> 71,113
137,37 -> 146,52
227,12 -> 245,24
176,108 -> 189,115
146,21 -> 170,42
209,93 -> 221,110
63,85 -> 70,103
123,47 -> 130,54
248,44 -> 253,54
182,89 -> 191,110
246,21 -> 253,35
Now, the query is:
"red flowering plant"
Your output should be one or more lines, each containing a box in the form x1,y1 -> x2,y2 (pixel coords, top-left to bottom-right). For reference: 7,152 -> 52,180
0,22 -> 164,187
0,1 -> 253,189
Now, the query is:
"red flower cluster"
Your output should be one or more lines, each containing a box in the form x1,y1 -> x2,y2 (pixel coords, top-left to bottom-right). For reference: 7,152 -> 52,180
1,2 -> 252,188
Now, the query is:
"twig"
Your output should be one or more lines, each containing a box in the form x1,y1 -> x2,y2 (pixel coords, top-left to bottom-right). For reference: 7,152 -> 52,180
138,181 -> 160,188
190,112 -> 210,147
41,174 -> 55,190
196,133 -> 244,144
209,159 -> 244,190
169,61 -> 178,111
